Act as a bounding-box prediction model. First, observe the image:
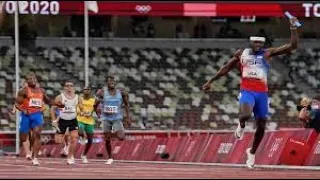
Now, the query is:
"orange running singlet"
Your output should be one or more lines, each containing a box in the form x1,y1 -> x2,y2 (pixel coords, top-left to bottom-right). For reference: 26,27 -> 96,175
20,87 -> 44,114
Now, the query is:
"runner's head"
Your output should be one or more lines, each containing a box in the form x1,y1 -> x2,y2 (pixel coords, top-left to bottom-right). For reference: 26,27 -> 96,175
83,86 -> 91,96
63,80 -> 74,94
249,36 -> 265,52
297,97 -> 312,111
26,73 -> 37,88
106,76 -> 116,90
297,96 -> 313,121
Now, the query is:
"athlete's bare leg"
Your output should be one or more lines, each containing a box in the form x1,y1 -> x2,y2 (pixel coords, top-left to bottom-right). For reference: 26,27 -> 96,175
235,103 -> 253,139
83,133 -> 94,156
239,103 -> 253,128
68,130 -> 78,161
104,132 -> 113,160
31,126 -> 43,165
251,118 -> 267,154
20,133 -> 29,157
23,139 -> 32,160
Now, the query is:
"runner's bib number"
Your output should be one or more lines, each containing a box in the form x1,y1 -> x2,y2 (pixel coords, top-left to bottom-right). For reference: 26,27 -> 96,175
82,111 -> 92,116
29,98 -> 42,107
242,67 -> 265,80
63,106 -> 76,113
104,106 -> 118,114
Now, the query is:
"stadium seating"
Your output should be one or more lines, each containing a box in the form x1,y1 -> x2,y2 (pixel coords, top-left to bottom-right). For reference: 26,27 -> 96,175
281,48 -> 320,90
0,45 -> 309,131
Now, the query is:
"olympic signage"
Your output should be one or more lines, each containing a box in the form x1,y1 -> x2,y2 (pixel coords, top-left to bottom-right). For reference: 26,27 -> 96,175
135,5 -> 152,14
1,1 -> 318,17
302,3 -> 320,17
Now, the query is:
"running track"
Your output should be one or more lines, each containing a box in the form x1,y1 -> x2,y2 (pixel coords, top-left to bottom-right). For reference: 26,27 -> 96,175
0,157 -> 320,179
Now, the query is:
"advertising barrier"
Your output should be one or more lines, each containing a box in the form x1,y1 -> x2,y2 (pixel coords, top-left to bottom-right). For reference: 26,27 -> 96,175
255,129 -> 317,165
20,129 -> 319,167
304,135 -> 320,166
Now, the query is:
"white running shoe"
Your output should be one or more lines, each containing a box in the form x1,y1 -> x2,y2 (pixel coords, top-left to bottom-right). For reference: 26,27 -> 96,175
79,137 -> 87,145
105,159 -> 114,165
246,148 -> 255,169
81,155 -> 88,164
235,123 -> 245,140
67,158 -> 75,165
32,158 -> 40,166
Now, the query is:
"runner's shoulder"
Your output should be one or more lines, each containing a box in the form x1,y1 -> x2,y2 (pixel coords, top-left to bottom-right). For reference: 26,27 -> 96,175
117,88 -> 128,95
17,87 -> 28,96
235,48 -> 244,57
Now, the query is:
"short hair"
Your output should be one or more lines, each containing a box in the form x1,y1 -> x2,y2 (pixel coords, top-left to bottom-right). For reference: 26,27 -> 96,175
106,75 -> 115,81
62,79 -> 73,86
83,86 -> 91,90
300,97 -> 312,106
26,72 -> 36,78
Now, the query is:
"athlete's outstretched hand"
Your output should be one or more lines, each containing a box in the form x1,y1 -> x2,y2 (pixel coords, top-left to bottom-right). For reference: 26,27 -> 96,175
201,81 -> 211,92
289,17 -> 299,28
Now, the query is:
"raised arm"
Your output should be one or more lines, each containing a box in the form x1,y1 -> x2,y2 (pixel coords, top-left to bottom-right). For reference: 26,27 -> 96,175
267,17 -> 299,57
201,49 -> 242,91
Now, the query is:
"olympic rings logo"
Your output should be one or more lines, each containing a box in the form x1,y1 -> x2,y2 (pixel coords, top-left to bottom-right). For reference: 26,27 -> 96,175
135,5 -> 152,13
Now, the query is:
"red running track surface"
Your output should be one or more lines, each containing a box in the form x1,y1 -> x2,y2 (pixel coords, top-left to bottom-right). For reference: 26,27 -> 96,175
0,157 -> 320,179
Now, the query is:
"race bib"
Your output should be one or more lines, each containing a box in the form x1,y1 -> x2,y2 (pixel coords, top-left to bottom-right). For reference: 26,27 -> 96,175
242,67 -> 265,80
104,106 -> 118,114
83,111 -> 92,116
29,98 -> 42,108
63,106 -> 76,113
